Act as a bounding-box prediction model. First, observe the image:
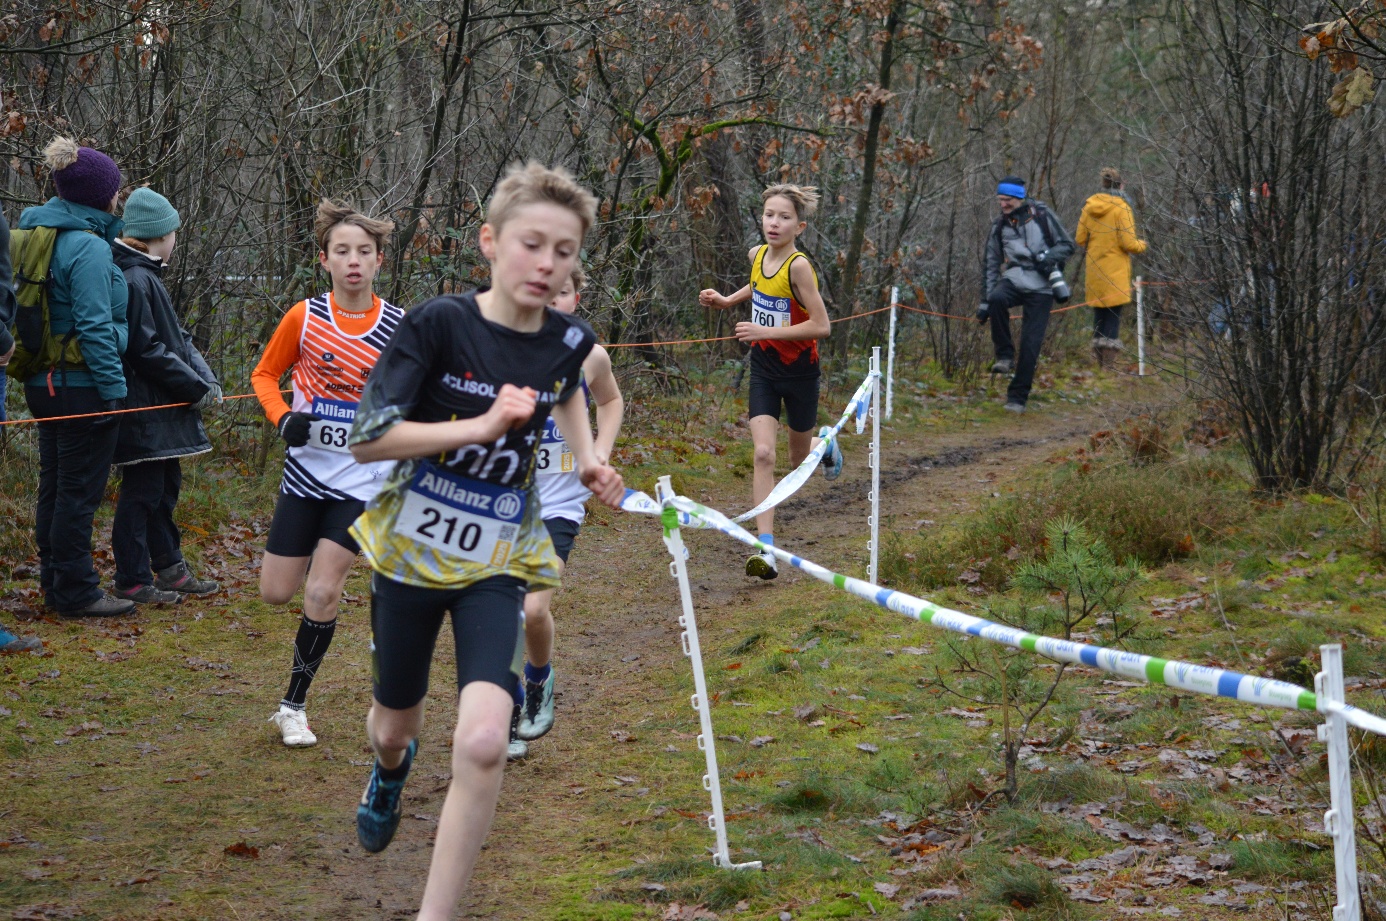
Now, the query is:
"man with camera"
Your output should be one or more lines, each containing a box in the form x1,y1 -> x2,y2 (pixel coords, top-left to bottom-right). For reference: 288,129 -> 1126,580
978,176 -> 1076,413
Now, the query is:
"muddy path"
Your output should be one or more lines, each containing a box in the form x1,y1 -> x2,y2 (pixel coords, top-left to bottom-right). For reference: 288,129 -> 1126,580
315,380 -> 1160,919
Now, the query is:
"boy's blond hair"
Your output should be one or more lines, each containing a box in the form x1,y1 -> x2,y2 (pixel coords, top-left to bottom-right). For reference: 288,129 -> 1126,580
569,263 -> 588,291
488,161 -> 597,236
314,199 -> 395,254
762,183 -> 820,221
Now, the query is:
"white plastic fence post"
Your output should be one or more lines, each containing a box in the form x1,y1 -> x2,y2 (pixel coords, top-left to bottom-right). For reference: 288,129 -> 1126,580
869,347 -> 882,584
1135,276 -> 1146,377
656,475 -> 761,872
1317,644 -> 1361,921
886,287 -> 898,421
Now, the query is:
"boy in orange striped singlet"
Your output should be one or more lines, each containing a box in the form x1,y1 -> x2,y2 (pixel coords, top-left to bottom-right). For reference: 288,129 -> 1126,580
251,201 -> 404,747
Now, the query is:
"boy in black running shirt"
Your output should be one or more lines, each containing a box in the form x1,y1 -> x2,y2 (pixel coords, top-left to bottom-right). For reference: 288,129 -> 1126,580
346,162 -> 624,920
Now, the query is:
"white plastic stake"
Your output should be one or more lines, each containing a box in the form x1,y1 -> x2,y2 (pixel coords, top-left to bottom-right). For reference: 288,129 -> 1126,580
1135,276 -> 1146,377
869,347 -> 882,584
886,287 -> 898,421
656,476 -> 761,872
1317,644 -> 1361,921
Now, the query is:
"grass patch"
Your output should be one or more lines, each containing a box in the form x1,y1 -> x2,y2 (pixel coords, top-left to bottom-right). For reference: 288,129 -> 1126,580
1230,837 -> 1333,881
882,450 -> 1248,591
977,859 -> 1083,918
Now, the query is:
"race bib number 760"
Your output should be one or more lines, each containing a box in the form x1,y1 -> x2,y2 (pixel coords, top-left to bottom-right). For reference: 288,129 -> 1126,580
750,289 -> 792,328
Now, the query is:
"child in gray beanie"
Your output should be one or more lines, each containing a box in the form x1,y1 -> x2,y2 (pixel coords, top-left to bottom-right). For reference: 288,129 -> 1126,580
110,186 -> 222,604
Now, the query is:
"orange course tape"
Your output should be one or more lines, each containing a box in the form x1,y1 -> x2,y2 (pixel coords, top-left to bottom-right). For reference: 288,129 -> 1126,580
0,286 -> 1157,427
0,391 -> 265,427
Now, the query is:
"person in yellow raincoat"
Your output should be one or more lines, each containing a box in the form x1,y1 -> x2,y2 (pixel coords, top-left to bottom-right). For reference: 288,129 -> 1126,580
1075,168 -> 1147,368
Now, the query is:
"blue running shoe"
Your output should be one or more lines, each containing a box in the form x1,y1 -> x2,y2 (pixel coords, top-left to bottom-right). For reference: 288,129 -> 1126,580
356,738 -> 417,853
819,426 -> 844,481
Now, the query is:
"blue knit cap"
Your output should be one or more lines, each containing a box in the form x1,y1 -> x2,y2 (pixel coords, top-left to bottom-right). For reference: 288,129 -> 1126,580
122,187 -> 181,240
997,176 -> 1027,199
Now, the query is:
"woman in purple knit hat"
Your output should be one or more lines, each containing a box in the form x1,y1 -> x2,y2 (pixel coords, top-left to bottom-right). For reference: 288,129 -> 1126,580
14,138 -> 135,618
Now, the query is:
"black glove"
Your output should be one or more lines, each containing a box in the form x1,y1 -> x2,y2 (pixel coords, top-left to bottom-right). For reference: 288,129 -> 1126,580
193,382 -> 223,412
977,304 -> 990,324
277,411 -> 318,447
1034,250 -> 1056,275
101,398 -> 125,414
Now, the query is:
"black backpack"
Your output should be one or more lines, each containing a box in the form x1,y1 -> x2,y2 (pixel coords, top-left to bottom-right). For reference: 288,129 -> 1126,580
991,200 -> 1065,269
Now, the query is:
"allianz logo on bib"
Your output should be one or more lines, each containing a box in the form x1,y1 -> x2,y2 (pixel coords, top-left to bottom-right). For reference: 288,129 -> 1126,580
310,398 -> 357,420
751,290 -> 790,312
416,471 -> 524,520
441,372 -> 498,399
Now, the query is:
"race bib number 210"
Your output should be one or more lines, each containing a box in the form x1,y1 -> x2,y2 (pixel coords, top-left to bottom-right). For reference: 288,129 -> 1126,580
394,465 -> 526,567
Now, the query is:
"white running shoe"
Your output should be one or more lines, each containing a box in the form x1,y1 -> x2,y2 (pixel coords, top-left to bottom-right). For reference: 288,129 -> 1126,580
269,706 -> 318,747
517,670 -> 556,741
507,704 -> 529,761
745,550 -> 778,580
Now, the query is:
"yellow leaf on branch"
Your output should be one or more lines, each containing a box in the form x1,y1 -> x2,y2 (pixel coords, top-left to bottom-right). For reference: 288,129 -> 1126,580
1327,66 -> 1375,117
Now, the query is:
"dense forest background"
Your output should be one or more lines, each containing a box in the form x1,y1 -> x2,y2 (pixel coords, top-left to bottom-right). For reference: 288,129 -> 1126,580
2,0 -> 1384,488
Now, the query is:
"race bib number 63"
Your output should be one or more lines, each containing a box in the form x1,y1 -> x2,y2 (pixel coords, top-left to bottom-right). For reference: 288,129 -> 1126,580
536,417 -> 574,476
394,465 -> 526,566
307,397 -> 357,453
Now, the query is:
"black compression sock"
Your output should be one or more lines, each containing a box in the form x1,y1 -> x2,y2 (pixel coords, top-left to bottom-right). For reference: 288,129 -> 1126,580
281,614 -> 336,709
377,756 -> 412,782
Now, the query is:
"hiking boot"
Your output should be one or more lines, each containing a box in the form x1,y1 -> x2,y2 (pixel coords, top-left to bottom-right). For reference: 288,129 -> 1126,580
268,706 -> 317,747
0,629 -> 43,654
113,583 -> 183,605
991,359 -> 1013,374
356,739 -> 417,853
60,592 -> 136,618
518,670 -> 556,741
745,551 -> 778,580
155,561 -> 220,595
1093,337 -> 1123,371
1003,401 -> 1027,414
818,426 -> 844,481
507,704 -> 529,761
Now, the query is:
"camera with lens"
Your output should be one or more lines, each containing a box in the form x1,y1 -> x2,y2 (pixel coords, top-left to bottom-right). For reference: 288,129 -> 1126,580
1035,251 -> 1071,303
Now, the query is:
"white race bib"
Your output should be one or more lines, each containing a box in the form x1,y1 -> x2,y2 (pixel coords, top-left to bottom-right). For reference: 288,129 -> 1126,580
394,464 -> 526,566
750,288 -> 792,328
535,417 -> 574,477
307,397 -> 357,454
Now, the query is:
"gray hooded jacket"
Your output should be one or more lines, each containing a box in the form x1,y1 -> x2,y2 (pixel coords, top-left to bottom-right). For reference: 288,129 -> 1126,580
982,200 -> 1076,297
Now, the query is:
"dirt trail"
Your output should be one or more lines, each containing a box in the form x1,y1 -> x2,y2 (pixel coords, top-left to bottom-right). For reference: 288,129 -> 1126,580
327,381 -> 1153,919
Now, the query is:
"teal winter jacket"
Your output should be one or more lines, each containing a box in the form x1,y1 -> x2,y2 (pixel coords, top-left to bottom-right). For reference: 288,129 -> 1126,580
16,198 -> 129,400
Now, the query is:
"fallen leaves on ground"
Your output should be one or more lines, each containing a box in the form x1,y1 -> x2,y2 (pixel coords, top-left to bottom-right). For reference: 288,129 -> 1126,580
662,903 -> 720,920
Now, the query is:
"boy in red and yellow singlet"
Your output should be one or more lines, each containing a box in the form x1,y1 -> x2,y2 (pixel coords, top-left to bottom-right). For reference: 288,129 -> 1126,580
699,183 -> 841,580
251,201 -> 404,748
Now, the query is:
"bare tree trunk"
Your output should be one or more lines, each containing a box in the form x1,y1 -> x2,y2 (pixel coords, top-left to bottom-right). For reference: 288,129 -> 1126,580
839,0 -> 903,320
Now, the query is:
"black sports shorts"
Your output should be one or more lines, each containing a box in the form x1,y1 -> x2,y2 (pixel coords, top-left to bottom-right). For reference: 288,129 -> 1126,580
264,493 -> 364,557
543,517 -> 581,565
369,573 -> 525,710
748,370 -> 821,433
